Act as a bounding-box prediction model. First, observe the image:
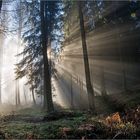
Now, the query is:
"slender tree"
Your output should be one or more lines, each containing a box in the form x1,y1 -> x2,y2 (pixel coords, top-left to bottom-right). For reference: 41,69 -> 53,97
30,64 -> 36,105
15,0 -> 24,106
0,0 -> 2,12
78,1 -> 95,112
0,35 -> 2,104
40,1 -> 54,112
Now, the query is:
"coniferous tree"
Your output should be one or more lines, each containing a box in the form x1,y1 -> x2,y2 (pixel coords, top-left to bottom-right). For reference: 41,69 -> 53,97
40,0 -> 63,112
16,0 -> 63,112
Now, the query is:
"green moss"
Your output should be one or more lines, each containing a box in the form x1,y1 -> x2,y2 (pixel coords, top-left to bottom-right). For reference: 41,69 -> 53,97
17,107 -> 45,117
0,107 -> 139,139
0,109 -> 88,139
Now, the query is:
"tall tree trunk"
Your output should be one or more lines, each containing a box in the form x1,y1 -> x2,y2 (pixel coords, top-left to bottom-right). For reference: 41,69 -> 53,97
0,50 -> 2,104
114,1 -> 127,91
31,85 -> 36,105
23,85 -> 27,104
15,86 -> 17,106
78,1 -> 95,112
70,74 -> 73,109
0,0 -> 2,104
0,0 -> 2,12
0,72 -> 1,104
0,34 -> 3,104
17,82 -> 20,105
15,0 -> 22,106
100,66 -> 107,96
30,63 -> 36,105
40,1 -> 54,113
15,81 -> 20,105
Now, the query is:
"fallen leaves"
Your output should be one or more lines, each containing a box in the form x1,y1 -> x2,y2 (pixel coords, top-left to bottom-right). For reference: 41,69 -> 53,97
105,112 -> 121,126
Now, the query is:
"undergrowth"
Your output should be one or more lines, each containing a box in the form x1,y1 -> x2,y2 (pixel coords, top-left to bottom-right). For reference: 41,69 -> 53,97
0,105 -> 139,139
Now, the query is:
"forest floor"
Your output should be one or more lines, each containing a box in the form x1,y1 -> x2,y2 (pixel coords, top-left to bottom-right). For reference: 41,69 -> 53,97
0,91 -> 139,139
0,106 -> 139,139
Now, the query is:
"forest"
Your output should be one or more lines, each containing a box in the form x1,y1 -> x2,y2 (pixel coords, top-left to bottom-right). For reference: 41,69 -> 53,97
0,0 -> 140,139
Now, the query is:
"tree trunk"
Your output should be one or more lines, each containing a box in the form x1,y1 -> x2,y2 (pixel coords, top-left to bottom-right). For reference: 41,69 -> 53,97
0,58 -> 2,104
0,0 -> 2,12
114,1 -> 127,92
0,34 -> 3,104
23,85 -> 27,104
40,1 -> 54,113
100,66 -> 107,96
30,62 -> 36,105
15,85 -> 17,106
70,74 -> 74,109
31,85 -> 36,105
15,0 -> 22,106
15,80 -> 20,106
17,82 -> 21,105
78,1 -> 95,112
0,72 -> 1,104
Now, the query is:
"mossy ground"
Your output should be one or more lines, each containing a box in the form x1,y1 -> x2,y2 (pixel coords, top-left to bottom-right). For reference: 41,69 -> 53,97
0,107 -> 88,139
0,90 -> 139,139
0,106 -> 139,139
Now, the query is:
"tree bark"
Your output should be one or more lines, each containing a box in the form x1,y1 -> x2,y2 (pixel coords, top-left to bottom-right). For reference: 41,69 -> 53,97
0,71 -> 1,104
70,74 -> 73,109
100,66 -> 107,96
78,1 -> 95,112
0,34 -> 3,104
31,85 -> 36,105
15,80 -> 20,106
114,1 -> 127,91
30,62 -> 36,105
15,0 -> 23,106
0,48 -> 2,104
17,82 -> 21,105
23,85 -> 27,104
0,0 -> 2,12
40,1 -> 54,113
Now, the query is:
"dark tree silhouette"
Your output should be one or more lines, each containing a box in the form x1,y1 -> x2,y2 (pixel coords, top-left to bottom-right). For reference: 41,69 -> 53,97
0,0 -> 2,12
78,1 -> 95,112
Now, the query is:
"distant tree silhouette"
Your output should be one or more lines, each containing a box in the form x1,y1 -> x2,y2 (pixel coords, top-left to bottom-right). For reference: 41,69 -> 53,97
0,0 -> 2,12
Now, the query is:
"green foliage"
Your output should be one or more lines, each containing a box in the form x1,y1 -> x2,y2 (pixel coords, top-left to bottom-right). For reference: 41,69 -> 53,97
15,0 -> 64,97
